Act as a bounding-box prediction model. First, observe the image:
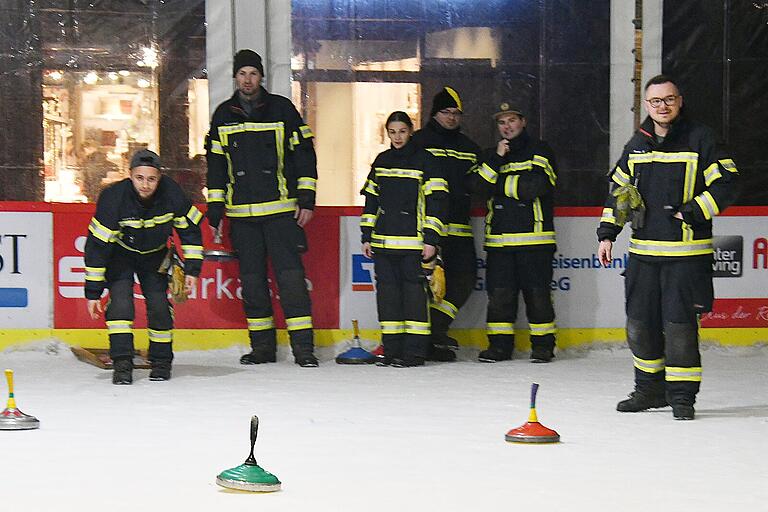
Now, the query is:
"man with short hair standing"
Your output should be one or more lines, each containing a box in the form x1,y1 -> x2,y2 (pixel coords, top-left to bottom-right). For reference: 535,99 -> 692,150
597,75 -> 739,419
206,49 -> 319,367
473,103 -> 558,363
412,87 -> 481,361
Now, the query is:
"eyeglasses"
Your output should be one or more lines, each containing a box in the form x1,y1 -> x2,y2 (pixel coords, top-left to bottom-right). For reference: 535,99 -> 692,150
645,95 -> 679,108
438,109 -> 462,117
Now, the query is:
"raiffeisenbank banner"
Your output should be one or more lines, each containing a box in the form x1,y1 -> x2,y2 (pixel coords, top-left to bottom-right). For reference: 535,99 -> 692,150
340,210 -> 768,330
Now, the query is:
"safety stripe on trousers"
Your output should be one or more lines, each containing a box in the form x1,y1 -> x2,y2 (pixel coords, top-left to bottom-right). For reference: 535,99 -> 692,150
286,316 -> 313,331
529,322 -> 556,336
487,322 -> 514,335
381,321 -> 406,334
665,366 -> 702,382
247,317 -> 275,331
148,329 -> 173,343
107,320 -> 133,335
405,321 -> 430,335
633,355 -> 665,374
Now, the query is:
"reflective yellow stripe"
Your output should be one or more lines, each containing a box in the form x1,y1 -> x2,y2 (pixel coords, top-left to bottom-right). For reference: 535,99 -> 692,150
299,125 -> 314,139
371,234 -> 423,250
611,166 -> 631,186
247,316 -> 275,331
505,175 -> 520,199
423,216 -> 445,236
665,366 -> 702,382
208,189 -> 225,202
210,140 -> 224,154
289,132 -> 300,150
297,177 -> 317,191
148,329 -> 172,343
119,213 -> 174,229
381,321 -> 406,334
487,322 -> 514,335
375,168 -> 423,180
633,355 -> 665,374
226,198 -> 298,217
106,320 -> 133,334
424,178 -> 449,195
444,86 -> 462,111
186,206 -> 203,225
182,245 -> 203,260
703,163 -> 722,187
478,163 -> 498,184
360,214 -> 376,227
532,154 -> 557,186
88,218 -> 118,243
446,223 -> 473,237
405,321 -> 430,335
500,160 -> 532,173
363,180 -> 378,196
84,266 -> 106,282
173,216 -> 189,229
424,148 -> 477,163
529,322 -> 556,336
286,316 -> 313,331
430,299 -> 458,319
485,231 -> 556,248
628,238 -> 713,257
600,207 -> 616,224
719,158 -> 737,173
694,191 -> 720,220
532,198 -> 544,232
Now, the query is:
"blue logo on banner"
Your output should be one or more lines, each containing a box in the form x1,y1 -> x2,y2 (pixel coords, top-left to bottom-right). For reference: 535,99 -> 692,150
0,288 -> 28,307
352,254 -> 374,291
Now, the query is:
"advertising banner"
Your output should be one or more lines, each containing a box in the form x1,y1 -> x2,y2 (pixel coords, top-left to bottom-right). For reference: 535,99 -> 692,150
53,206 -> 339,329
0,211 -> 53,328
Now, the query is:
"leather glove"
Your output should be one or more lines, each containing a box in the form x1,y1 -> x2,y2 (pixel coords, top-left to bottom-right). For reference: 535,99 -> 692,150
611,184 -> 645,229
422,253 -> 446,303
206,203 -> 224,230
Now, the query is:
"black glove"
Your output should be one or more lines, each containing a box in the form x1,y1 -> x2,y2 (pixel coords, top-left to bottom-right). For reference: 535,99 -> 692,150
206,203 -> 224,229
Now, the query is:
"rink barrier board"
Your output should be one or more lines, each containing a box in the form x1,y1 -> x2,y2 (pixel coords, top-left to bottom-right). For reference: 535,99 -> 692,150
1,328 -> 765,353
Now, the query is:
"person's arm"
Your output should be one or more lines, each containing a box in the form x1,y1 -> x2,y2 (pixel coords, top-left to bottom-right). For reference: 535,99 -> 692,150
676,129 -> 740,225
422,151 -> 449,249
360,165 -> 379,250
205,116 -> 227,230
469,147 -> 502,198
170,179 -> 204,278
285,101 -> 318,216
84,187 -> 120,308
596,148 -> 632,246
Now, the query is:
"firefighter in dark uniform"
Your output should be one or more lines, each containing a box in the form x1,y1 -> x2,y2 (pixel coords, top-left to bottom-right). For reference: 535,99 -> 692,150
361,111 -> 448,367
597,75 -> 739,420
206,49 -> 319,367
472,104 -> 558,363
411,87 -> 481,361
84,149 -> 203,384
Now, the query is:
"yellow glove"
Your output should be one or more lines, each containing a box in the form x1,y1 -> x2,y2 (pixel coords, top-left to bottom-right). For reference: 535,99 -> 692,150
422,255 -> 446,303
169,262 -> 188,303
611,184 -> 645,228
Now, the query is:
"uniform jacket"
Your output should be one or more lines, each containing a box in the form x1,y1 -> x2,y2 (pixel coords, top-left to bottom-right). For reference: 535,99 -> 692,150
360,141 -> 449,252
473,130 -> 557,251
411,118 -> 480,239
206,88 -> 317,219
597,115 -> 739,258
84,177 -> 203,299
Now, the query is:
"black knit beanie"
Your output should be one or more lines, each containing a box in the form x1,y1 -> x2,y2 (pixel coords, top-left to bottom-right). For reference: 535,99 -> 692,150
430,86 -> 463,116
233,49 -> 264,77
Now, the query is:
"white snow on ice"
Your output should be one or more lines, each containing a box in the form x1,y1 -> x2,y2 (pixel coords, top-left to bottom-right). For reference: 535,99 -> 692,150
1,342 -> 767,512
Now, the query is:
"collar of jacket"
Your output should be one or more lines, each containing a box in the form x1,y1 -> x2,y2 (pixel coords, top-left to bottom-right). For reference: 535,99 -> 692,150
638,114 -> 689,147
228,87 -> 268,118
390,139 -> 418,157
427,117 -> 462,137
505,129 -> 530,153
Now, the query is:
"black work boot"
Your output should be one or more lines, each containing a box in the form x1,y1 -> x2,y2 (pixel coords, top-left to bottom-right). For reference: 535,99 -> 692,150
292,344 -> 319,367
672,404 -> 695,420
112,358 -> 133,385
427,345 -> 457,362
616,390 -> 668,412
240,346 -> 277,365
530,345 -> 555,363
478,343 -> 513,363
392,355 -> 425,368
431,332 -> 459,350
149,361 -> 172,381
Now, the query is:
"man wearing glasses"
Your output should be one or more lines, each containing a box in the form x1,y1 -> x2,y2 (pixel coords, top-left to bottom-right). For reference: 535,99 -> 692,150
596,75 -> 739,420
411,87 -> 481,361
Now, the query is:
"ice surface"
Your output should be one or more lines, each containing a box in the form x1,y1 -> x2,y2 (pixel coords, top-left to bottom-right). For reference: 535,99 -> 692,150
1,343 -> 767,511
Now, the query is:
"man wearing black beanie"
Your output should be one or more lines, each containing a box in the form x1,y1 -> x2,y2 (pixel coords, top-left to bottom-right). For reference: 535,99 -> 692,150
206,49 -> 320,367
411,86 -> 481,361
